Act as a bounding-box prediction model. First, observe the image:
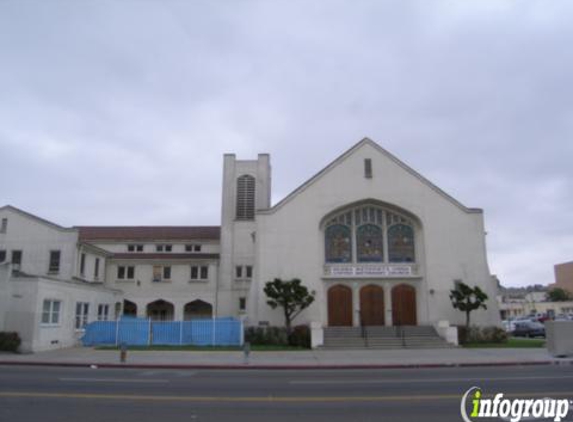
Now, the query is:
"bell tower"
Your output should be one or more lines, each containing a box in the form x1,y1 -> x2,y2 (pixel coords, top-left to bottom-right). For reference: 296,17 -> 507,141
217,153 -> 271,317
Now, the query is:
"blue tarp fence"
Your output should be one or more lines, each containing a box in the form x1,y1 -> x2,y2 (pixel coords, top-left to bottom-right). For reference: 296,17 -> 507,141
81,317 -> 243,347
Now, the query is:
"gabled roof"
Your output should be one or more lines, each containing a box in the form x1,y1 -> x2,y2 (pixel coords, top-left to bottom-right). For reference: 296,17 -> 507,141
262,137 -> 482,214
0,205 -> 75,232
77,226 -> 221,242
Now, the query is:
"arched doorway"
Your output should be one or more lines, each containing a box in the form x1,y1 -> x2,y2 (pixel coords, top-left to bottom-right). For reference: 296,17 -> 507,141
184,300 -> 213,320
146,299 -> 174,321
360,285 -> 385,326
392,284 -> 417,326
123,300 -> 137,317
328,285 -> 353,326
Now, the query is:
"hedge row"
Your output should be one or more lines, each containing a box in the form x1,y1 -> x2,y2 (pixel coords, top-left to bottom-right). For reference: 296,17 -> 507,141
457,326 -> 507,345
244,325 -> 310,348
0,332 -> 21,352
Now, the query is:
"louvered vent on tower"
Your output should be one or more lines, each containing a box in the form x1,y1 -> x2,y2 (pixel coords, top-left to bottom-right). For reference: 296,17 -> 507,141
236,174 -> 255,220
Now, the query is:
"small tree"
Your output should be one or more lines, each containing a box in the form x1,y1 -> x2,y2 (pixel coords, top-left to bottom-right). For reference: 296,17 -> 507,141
449,282 -> 488,328
264,278 -> 315,333
546,288 -> 571,302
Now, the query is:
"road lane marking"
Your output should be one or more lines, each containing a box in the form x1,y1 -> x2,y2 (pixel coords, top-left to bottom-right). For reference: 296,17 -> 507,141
59,378 -> 170,384
289,375 -> 573,385
0,391 -> 571,403
139,370 -> 196,377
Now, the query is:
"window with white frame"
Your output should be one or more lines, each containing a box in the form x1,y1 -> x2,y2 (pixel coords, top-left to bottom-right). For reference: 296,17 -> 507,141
239,297 -> 246,311
11,250 -> 22,273
0,250 -> 6,262
75,302 -> 89,329
97,304 -> 110,321
151,265 -> 171,282
0,218 -> 7,233
185,244 -> 202,252
190,265 -> 209,280
41,299 -> 61,325
156,244 -> 172,252
94,258 -> 100,279
11,250 -> 22,265
235,265 -> 253,280
127,244 -> 144,252
80,253 -> 86,275
48,250 -> 60,273
152,265 -> 162,282
117,266 -> 135,280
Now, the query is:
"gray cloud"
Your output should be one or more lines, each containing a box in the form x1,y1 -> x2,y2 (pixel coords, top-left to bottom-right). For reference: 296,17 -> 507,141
1,0 -> 572,287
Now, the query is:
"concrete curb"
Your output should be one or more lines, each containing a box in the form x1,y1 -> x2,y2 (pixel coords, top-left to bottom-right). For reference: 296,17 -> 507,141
0,360 -> 571,370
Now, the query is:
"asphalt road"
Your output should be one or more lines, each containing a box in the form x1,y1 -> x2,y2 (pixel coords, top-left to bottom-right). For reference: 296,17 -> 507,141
1,364 -> 572,422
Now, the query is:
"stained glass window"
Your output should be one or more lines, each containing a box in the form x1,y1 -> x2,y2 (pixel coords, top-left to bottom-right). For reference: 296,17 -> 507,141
325,206 -> 416,264
357,224 -> 383,262
388,224 -> 415,262
325,224 -> 352,263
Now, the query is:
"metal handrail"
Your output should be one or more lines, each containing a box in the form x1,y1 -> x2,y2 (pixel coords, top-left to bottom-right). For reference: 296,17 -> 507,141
359,311 -> 368,347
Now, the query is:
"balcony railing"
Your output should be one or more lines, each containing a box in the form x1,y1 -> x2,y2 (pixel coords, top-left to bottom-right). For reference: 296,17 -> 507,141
323,263 -> 419,278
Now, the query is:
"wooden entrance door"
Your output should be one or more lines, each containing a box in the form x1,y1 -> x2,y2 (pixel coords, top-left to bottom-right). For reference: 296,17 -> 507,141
328,285 -> 353,326
392,284 -> 417,326
359,285 -> 385,326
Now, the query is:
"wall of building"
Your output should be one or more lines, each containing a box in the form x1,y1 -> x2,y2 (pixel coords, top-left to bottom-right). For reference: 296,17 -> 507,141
104,259 -> 219,319
499,297 -> 573,319
90,241 -> 220,254
554,261 -> 573,295
219,154 -> 271,320
254,142 -> 500,327
0,264 -> 10,331
76,246 -> 108,283
5,276 -> 122,352
0,208 -> 79,280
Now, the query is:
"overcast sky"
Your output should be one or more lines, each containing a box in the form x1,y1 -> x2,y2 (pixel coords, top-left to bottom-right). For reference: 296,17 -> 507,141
1,1 -> 572,288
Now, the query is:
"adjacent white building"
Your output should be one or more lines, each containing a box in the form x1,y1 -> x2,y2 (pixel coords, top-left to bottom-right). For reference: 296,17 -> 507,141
0,138 -> 500,352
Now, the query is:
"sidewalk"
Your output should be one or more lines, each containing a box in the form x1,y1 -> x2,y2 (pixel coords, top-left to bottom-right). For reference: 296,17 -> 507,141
1,347 -> 572,369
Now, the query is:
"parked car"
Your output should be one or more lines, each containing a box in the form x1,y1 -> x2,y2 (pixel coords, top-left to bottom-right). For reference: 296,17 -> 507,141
554,314 -> 570,322
512,321 -> 546,338
502,320 -> 517,333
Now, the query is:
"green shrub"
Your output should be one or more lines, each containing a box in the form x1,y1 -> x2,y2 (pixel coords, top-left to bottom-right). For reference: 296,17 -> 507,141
457,325 -> 507,344
244,326 -> 288,346
480,326 -> 508,343
0,332 -> 21,352
244,325 -> 311,348
288,325 -> 310,348
457,326 -> 468,345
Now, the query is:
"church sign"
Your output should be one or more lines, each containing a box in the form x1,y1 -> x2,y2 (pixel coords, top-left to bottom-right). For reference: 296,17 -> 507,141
323,264 -> 418,278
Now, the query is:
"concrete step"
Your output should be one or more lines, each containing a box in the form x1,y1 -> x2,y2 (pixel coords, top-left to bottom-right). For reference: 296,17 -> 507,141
322,325 -> 454,349
321,339 -> 364,344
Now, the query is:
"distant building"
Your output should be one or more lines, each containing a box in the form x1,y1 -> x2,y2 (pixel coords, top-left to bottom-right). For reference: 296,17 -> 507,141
553,261 -> 573,295
497,288 -> 573,320
0,138 -> 501,352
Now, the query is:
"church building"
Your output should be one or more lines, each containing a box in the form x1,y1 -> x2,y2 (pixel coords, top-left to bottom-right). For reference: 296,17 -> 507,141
0,138 -> 500,352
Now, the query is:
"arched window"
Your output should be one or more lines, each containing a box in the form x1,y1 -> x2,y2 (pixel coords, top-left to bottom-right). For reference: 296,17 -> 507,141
325,224 -> 352,263
357,224 -> 383,262
236,175 -> 255,220
388,224 -> 415,263
323,204 -> 417,264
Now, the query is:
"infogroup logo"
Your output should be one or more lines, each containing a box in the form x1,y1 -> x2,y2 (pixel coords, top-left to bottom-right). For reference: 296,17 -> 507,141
460,387 -> 572,422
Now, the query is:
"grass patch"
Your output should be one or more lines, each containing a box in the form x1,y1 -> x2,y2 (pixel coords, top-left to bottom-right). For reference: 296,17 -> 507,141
463,337 -> 545,348
94,344 -> 308,352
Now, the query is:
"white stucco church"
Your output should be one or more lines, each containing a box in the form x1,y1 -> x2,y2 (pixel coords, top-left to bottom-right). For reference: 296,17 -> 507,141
0,138 -> 500,352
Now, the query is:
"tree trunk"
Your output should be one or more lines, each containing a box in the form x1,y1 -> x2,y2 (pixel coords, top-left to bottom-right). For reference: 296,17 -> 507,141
285,309 -> 292,335
466,311 -> 471,328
